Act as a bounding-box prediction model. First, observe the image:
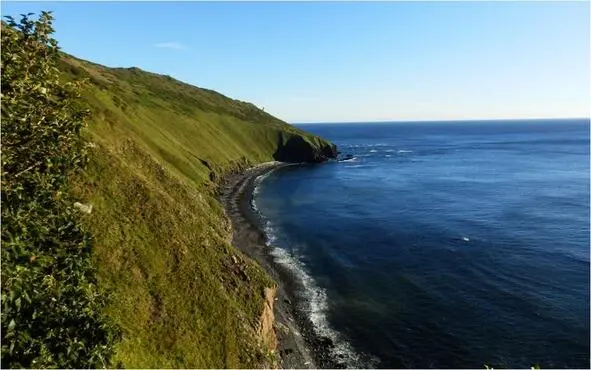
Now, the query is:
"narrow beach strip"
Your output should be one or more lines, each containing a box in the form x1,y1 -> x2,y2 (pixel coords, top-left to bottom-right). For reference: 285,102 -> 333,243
217,161 -> 340,369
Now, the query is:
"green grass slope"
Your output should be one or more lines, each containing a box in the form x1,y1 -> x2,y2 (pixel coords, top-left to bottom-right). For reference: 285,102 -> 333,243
61,55 -> 336,367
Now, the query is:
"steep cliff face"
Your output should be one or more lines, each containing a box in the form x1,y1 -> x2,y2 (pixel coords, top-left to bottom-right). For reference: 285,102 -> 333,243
273,135 -> 338,163
63,55 -> 336,367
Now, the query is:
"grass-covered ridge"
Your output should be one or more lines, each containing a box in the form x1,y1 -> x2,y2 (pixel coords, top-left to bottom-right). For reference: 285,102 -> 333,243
59,21 -> 336,370
2,12 -> 336,368
60,54 -> 336,186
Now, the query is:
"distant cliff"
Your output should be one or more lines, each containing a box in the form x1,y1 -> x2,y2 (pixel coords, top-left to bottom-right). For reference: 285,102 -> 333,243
58,54 -> 336,367
274,135 -> 338,163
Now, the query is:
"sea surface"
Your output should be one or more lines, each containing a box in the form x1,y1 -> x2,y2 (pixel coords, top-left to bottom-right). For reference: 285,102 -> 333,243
253,119 -> 590,369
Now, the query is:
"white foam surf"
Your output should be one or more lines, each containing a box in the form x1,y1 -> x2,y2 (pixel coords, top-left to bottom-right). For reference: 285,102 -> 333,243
250,167 -> 378,367
250,177 -> 262,212
366,143 -> 388,147
265,225 -> 369,367
251,170 -> 277,211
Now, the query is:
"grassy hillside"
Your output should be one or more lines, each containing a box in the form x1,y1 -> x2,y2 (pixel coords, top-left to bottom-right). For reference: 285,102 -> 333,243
61,56 -> 336,184
59,54 -> 336,367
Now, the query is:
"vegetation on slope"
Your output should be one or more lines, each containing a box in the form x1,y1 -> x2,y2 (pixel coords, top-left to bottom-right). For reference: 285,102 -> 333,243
1,13 -> 118,368
2,11 -> 337,368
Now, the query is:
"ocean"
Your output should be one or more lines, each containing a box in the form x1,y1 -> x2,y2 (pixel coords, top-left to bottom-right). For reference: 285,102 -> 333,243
253,119 -> 590,368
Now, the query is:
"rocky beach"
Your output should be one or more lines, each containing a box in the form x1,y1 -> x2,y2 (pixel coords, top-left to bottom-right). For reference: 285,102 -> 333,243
217,161 -> 341,369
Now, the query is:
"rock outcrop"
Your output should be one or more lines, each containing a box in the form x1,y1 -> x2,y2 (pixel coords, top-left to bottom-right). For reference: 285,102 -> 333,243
258,286 -> 278,365
273,135 -> 338,163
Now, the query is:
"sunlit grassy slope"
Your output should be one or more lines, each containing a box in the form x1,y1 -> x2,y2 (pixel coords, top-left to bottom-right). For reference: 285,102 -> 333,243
62,55 -> 336,367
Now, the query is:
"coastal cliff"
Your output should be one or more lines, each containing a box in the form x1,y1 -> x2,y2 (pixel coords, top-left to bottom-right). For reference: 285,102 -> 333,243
274,135 -> 338,163
60,55 -> 336,367
2,14 -> 336,367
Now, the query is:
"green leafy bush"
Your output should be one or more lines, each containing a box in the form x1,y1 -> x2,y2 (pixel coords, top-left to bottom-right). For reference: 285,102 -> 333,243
1,12 -> 118,368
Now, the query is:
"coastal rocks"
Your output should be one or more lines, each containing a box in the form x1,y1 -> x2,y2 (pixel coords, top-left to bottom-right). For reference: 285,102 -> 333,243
317,336 -> 334,348
228,254 -> 251,282
280,348 -> 294,357
198,158 -> 217,182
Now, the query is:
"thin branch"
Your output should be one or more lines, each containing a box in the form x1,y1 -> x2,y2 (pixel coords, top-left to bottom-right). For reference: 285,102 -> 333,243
13,160 -> 42,177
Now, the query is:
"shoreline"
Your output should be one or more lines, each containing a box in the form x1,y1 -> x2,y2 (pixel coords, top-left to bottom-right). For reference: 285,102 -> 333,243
217,161 -> 340,369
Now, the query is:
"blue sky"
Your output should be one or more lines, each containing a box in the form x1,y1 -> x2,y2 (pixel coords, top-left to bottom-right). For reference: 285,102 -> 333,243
2,1 -> 589,123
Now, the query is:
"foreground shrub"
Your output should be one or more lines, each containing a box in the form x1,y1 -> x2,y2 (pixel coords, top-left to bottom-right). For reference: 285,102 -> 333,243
1,12 -> 117,367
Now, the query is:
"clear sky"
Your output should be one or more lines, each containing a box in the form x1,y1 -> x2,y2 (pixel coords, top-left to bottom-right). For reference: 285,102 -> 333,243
2,1 -> 589,123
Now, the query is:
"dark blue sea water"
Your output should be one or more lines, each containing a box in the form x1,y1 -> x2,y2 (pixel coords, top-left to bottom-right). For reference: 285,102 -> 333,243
253,119 -> 590,369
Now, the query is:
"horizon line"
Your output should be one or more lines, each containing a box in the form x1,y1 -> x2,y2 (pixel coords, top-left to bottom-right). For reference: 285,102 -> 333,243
292,117 -> 590,125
